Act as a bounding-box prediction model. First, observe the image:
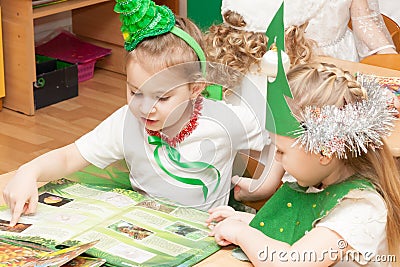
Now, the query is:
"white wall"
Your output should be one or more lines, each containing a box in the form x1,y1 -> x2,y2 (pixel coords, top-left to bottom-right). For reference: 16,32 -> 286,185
378,0 -> 400,25
34,11 -> 72,45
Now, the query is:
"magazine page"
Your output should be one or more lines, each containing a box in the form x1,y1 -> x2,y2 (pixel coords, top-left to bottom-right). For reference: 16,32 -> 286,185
0,179 -> 220,266
61,256 -> 106,267
70,199 -> 220,266
0,180 -> 143,245
356,72 -> 400,98
0,238 -> 101,267
0,239 -> 46,266
25,240 -> 99,267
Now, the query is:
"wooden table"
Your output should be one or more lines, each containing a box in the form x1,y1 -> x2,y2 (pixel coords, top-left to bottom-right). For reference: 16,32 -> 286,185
0,171 -> 251,266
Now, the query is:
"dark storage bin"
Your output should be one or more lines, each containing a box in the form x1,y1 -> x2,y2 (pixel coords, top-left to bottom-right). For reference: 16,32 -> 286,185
34,55 -> 78,109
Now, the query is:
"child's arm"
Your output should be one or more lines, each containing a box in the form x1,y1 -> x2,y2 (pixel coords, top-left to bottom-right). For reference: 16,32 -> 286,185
351,0 -> 397,55
3,143 -> 89,226
210,219 -> 349,266
233,159 -> 285,202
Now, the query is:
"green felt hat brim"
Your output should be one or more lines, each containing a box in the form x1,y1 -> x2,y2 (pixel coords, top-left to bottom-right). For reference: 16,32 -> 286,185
265,3 -> 300,137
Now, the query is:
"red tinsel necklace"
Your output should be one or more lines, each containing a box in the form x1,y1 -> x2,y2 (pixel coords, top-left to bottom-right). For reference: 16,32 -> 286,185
146,96 -> 203,147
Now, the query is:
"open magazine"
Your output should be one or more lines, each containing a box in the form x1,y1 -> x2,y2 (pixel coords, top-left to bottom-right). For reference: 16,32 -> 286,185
356,72 -> 400,98
0,238 -> 105,267
0,179 -> 220,266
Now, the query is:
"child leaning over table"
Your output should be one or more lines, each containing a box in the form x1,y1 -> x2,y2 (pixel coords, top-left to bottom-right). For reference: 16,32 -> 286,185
3,0 -> 270,226
207,62 -> 400,266
220,0 -> 400,205
204,0 -> 316,204
206,7 -> 400,266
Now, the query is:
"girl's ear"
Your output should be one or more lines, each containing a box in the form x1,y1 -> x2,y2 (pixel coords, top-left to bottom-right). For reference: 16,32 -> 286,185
319,155 -> 334,166
190,82 -> 206,99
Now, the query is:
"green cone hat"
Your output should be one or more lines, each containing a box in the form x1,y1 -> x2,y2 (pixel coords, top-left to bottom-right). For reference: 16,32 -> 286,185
115,0 -> 175,51
114,0 -> 223,100
265,3 -> 300,137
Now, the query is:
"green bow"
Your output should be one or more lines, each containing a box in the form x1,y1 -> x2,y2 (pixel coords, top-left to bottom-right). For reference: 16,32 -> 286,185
148,136 -> 221,201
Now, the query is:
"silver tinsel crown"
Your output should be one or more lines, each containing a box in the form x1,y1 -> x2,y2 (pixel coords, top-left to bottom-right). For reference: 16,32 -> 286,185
293,76 -> 398,159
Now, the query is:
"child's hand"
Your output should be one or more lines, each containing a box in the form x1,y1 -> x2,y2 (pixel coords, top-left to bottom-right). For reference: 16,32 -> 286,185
206,206 -> 255,229
209,217 -> 247,246
3,172 -> 39,226
232,175 -> 258,202
206,206 -> 236,227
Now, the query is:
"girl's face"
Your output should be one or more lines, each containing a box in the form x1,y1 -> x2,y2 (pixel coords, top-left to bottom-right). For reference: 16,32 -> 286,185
126,61 -> 199,132
272,133 -> 339,187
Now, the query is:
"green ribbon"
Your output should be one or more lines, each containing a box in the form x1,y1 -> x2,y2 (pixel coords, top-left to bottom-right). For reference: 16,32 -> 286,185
148,136 -> 221,200
169,26 -> 223,101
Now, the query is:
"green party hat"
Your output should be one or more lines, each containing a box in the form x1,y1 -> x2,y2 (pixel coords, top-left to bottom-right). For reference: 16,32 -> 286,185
114,0 -> 175,51
265,2 -> 300,137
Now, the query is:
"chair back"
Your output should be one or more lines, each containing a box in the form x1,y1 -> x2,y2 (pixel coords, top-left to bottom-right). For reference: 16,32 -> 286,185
236,152 -> 272,211
392,30 -> 400,53
382,14 -> 400,39
360,54 -> 400,71
382,14 -> 400,53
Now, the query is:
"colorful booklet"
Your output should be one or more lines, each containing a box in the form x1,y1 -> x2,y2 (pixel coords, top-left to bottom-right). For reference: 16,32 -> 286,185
0,179 -> 220,266
356,72 -> 400,98
0,238 -> 103,267
61,256 -> 106,267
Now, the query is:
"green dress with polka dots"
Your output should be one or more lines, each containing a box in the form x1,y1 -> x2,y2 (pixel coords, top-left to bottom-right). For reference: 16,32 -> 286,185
249,175 -> 374,245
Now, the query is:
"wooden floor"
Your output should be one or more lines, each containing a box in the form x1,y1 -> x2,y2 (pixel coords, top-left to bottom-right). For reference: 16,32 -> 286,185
0,69 -> 127,174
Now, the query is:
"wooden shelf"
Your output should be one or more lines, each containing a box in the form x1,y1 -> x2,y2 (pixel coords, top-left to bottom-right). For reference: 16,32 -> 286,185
33,0 -> 110,19
0,0 -> 115,115
0,0 -> 178,115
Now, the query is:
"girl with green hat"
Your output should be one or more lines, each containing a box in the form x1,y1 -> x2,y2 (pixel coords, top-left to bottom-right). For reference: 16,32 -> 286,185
3,0 -> 269,226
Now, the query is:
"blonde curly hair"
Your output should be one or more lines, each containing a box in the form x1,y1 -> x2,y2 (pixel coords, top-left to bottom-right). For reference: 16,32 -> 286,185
285,23 -> 316,65
204,11 -> 268,90
204,10 -> 316,91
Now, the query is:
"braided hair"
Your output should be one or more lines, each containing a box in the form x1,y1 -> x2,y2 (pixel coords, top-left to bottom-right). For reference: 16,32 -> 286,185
286,62 -> 366,116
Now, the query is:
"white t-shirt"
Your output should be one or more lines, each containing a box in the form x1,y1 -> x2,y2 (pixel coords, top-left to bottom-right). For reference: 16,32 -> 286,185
316,189 -> 389,267
224,59 -> 272,167
75,98 -> 266,211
